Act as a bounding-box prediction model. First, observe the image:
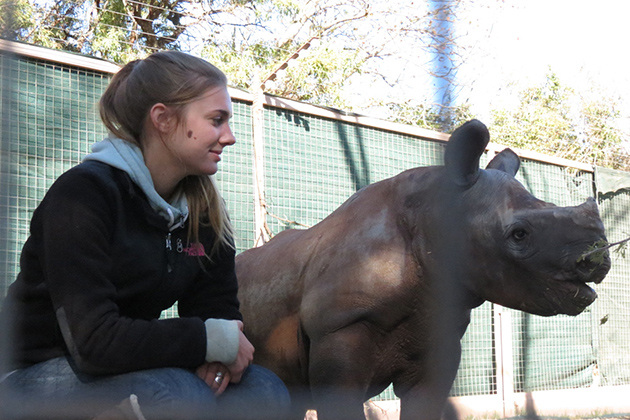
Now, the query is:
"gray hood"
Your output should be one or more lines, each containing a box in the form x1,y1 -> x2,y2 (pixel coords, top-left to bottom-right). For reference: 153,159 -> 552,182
83,137 -> 189,231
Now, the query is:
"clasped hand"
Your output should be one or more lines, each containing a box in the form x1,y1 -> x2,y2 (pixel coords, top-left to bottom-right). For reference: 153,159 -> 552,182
196,320 -> 254,395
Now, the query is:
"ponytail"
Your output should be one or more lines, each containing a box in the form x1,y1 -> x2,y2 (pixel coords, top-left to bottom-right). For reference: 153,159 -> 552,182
99,59 -> 145,143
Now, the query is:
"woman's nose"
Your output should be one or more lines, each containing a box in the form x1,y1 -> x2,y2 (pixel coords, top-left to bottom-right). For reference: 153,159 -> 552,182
220,124 -> 236,146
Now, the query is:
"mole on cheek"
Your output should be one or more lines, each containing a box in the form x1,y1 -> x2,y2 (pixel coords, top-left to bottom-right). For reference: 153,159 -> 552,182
187,130 -> 193,138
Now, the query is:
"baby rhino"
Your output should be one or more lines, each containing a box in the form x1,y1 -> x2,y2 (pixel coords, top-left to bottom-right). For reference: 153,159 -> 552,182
236,120 -> 611,420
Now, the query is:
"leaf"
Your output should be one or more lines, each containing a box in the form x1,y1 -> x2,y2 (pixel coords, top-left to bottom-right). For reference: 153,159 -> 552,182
579,236 -> 630,263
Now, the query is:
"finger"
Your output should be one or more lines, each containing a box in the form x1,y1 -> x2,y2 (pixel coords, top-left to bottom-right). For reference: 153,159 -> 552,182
208,372 -> 219,392
206,374 -> 219,390
198,363 -> 222,391
196,364 -> 211,385
211,370 -> 227,394
214,371 -> 231,396
230,375 -> 242,384
195,364 -> 206,377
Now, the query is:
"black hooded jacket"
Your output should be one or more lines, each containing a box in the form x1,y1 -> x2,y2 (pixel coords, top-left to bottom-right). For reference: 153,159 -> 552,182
1,161 -> 242,375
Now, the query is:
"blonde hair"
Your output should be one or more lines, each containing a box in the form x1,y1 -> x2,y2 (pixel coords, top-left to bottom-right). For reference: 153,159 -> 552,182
99,50 -> 234,257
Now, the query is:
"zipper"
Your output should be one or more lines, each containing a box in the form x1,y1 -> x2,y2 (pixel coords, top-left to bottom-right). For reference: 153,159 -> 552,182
165,232 -> 185,273
166,232 -> 172,251
166,232 -> 173,273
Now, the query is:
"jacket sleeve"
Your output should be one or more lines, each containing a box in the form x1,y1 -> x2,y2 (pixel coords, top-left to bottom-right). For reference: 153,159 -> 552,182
37,165 -> 207,375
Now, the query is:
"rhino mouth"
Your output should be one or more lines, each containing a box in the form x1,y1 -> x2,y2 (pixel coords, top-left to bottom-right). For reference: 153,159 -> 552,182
522,279 -> 596,316
549,256 -> 610,315
531,279 -> 598,317
563,280 -> 597,313
575,251 -> 611,284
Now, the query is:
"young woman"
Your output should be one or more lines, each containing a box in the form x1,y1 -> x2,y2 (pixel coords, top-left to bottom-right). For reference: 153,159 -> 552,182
0,51 -> 289,420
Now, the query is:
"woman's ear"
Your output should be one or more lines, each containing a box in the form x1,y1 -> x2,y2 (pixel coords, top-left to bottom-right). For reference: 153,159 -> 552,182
149,103 -> 175,134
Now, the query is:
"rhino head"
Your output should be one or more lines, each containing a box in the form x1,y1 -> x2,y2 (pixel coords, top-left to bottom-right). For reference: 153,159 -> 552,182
439,119 -> 611,316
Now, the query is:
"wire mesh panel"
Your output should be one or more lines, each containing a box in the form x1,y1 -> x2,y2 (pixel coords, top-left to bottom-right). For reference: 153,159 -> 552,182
511,312 -> 595,392
262,107 -> 444,233
450,302 -> 496,397
215,99 -> 256,253
596,185 -> 630,387
0,53 -> 111,299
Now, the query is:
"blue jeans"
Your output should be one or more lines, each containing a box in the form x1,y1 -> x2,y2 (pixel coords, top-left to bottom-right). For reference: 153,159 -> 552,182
0,356 -> 290,420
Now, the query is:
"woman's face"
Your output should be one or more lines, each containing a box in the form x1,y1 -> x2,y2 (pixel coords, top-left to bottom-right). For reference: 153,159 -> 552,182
170,86 -> 236,176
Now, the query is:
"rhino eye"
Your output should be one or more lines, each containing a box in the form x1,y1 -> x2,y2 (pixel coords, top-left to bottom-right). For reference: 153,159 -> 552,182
512,228 -> 528,241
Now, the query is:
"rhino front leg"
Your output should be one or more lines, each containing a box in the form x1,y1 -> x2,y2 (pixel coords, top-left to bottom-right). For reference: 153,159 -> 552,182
397,385 -> 453,420
396,338 -> 462,420
308,325 -> 380,420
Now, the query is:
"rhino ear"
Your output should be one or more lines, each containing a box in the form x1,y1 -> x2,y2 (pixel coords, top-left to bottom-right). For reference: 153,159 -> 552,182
444,119 -> 490,188
486,148 -> 520,177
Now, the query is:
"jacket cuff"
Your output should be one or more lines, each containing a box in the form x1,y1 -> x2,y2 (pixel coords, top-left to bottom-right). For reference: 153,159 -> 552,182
203,318 -> 240,364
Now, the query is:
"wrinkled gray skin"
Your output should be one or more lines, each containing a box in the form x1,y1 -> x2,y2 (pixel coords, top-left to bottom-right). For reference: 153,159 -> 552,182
236,120 -> 611,420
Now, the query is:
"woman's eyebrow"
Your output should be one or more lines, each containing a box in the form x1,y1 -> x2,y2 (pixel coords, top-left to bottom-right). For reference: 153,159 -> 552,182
215,109 -> 233,118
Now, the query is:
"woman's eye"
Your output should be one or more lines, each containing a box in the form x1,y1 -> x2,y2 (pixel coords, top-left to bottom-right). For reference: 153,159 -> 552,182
208,116 -> 224,125
512,228 -> 528,241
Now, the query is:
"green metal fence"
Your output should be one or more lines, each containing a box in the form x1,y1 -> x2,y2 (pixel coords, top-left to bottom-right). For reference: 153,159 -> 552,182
1,43 -> 629,402
596,181 -> 630,387
0,53 -> 111,298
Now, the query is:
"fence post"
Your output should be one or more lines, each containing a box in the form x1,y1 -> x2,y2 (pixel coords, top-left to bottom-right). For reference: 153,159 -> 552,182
251,73 -> 269,247
494,304 -> 515,417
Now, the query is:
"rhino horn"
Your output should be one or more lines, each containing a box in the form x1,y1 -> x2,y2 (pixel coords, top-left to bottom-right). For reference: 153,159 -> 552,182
486,148 -> 521,177
581,196 -> 600,213
575,197 -> 602,226
444,119 -> 490,189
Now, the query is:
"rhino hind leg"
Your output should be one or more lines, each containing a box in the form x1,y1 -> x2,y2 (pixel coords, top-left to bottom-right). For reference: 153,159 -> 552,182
310,386 -> 370,420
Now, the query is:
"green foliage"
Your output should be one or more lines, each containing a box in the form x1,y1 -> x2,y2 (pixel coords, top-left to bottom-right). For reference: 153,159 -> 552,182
274,42 -> 364,109
12,0 -> 216,59
269,0 -> 301,16
201,36 -> 284,86
384,101 -> 476,133
89,0 -> 140,62
579,96 -> 627,170
10,0 -> 460,113
203,37 -> 364,109
90,26 -> 143,64
490,72 -> 574,152
0,0 -> 32,39
489,71 -> 629,171
579,236 -> 629,264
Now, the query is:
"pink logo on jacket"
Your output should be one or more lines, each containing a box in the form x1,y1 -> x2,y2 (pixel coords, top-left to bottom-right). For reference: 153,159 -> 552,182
184,243 -> 205,256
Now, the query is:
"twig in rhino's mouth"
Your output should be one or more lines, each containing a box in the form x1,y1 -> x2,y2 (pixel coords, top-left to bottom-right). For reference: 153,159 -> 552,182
579,237 -> 629,262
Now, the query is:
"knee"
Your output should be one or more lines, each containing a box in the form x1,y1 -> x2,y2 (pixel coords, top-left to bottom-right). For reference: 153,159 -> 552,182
140,367 -> 212,402
219,365 -> 291,419
134,368 -> 216,419
243,365 -> 290,405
